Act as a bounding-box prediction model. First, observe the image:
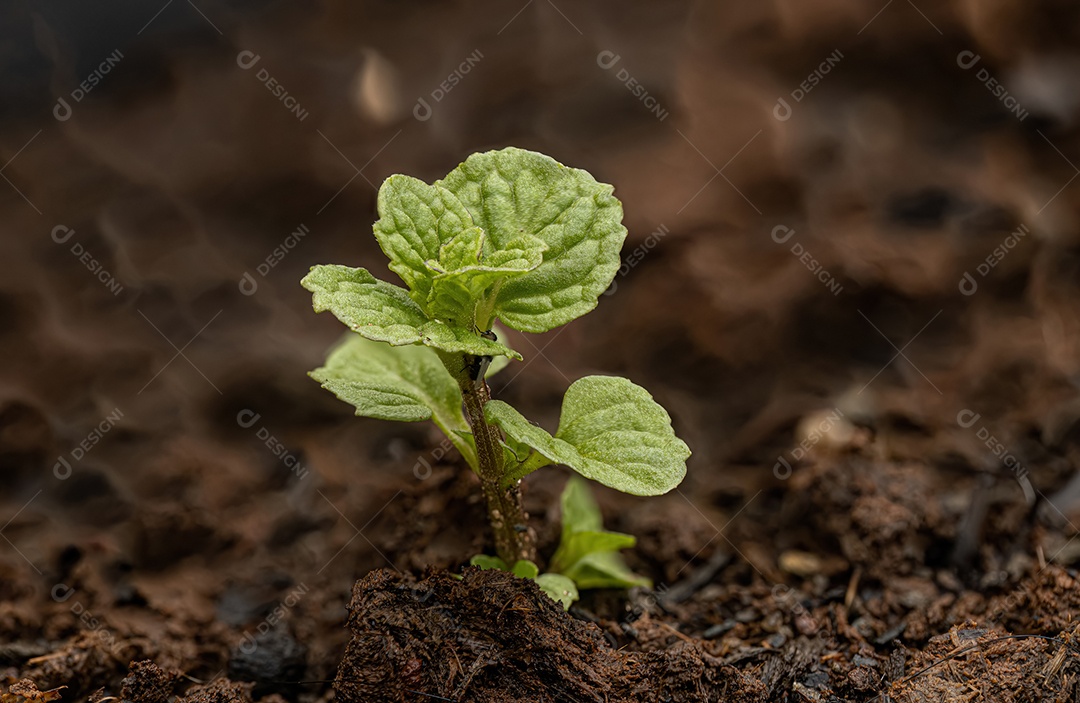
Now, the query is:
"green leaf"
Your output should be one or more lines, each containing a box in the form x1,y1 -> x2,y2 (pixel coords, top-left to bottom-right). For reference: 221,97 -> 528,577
372,175 -> 475,310
510,560 -> 540,580
426,233 -> 547,327
549,476 -> 651,590
431,225 -> 484,273
534,573 -> 579,610
500,433 -> 532,463
484,376 -> 690,496
309,333 -> 476,469
559,550 -> 651,590
558,471 -> 604,535
438,147 -> 627,333
468,555 -> 539,580
301,264 -> 521,359
551,531 -> 636,573
469,555 -> 508,571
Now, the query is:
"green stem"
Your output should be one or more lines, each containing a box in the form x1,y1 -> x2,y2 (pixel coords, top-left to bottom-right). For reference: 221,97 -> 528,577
440,351 -> 536,564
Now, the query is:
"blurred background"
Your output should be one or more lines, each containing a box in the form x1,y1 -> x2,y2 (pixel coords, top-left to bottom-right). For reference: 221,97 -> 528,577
3,0 -> 1080,694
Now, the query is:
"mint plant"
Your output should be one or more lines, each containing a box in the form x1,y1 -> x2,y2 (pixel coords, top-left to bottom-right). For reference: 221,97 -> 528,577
302,147 -> 690,602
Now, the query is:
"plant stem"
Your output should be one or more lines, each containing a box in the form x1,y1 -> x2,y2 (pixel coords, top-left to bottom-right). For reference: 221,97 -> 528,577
443,351 -> 537,564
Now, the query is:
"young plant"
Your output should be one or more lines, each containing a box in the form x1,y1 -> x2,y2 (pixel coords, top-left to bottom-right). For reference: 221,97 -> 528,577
301,147 -> 690,603
470,475 -> 652,608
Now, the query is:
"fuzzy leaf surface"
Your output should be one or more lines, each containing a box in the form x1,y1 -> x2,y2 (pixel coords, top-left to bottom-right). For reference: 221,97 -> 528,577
484,376 -> 689,495
438,147 -> 627,332
372,175 -> 474,309
425,233 -> 546,326
301,265 -> 520,359
310,333 -> 476,468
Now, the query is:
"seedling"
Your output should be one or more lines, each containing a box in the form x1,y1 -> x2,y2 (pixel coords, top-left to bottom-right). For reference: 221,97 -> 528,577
302,147 -> 690,605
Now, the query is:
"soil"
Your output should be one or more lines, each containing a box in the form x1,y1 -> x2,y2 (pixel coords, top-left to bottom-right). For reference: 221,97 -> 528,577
3,1 -> 1080,702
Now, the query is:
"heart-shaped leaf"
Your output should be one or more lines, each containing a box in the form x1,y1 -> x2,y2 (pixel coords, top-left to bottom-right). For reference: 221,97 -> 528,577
484,376 -> 690,495
438,147 -> 627,333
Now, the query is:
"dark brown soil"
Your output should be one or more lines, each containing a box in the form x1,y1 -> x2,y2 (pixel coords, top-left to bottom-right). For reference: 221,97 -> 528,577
335,567 -> 763,703
4,1 -> 1080,702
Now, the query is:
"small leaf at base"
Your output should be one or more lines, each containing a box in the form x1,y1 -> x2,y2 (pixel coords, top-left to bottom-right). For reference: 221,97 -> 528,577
469,554 -> 509,571
559,550 -> 651,590
550,476 -> 652,590
534,573 -> 579,610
